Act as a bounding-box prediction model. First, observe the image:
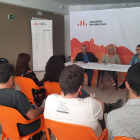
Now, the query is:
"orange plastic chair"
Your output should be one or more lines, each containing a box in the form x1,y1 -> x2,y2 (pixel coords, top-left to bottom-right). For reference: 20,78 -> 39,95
44,81 -> 82,95
84,71 -> 95,87
114,136 -> 135,140
44,119 -> 108,140
14,76 -> 46,105
0,105 -> 45,140
44,81 -> 61,95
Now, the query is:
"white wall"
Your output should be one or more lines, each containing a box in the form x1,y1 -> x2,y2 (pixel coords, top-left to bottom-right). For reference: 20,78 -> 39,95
0,0 -> 69,15
64,2 -> 140,57
64,15 -> 70,57
69,2 -> 140,12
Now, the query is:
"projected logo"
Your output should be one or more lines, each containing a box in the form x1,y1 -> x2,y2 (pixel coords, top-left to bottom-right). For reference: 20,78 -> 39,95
77,20 -> 87,26
33,22 -> 38,25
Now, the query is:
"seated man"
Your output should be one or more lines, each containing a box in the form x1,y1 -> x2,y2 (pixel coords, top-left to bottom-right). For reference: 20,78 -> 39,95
0,63 -> 44,138
107,62 -> 140,139
73,45 -> 98,86
44,64 -> 123,138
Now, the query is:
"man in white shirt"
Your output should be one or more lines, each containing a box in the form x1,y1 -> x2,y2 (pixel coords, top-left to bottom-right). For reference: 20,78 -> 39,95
44,65 -> 123,137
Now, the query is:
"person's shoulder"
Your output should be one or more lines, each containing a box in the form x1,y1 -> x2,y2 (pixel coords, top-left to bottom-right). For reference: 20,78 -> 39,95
87,52 -> 94,55
133,54 -> 137,58
103,54 -> 107,58
27,70 -> 35,74
46,94 -> 59,100
115,54 -> 119,57
107,107 -> 124,122
3,89 -> 25,97
77,52 -> 82,55
80,97 -> 99,106
12,89 -> 26,96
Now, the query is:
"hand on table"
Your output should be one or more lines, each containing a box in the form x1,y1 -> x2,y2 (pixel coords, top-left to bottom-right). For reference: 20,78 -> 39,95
98,61 -> 102,64
72,60 -> 78,63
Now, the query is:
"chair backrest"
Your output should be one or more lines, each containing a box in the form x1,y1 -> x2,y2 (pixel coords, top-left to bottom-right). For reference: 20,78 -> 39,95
14,76 -> 39,103
0,105 -> 28,139
45,119 -> 105,140
114,136 -> 135,140
44,81 -> 61,95
44,81 -> 82,96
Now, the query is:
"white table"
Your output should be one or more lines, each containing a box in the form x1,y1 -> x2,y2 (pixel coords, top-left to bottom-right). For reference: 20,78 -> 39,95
65,61 -> 131,73
65,61 -> 131,101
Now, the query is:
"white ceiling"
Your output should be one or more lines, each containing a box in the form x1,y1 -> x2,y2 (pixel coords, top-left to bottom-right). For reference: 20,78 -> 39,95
50,0 -> 140,5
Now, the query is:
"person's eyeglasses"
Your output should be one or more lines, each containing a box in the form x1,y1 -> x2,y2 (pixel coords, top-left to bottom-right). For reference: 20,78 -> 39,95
108,49 -> 113,50
136,49 -> 140,51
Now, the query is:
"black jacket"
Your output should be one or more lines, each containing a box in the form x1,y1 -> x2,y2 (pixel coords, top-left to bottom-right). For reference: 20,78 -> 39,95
73,52 -> 98,62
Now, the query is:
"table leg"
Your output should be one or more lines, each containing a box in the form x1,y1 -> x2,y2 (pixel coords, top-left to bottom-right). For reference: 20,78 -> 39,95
97,70 -> 100,87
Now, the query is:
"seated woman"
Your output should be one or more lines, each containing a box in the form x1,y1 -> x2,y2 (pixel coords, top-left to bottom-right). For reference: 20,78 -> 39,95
119,44 -> 140,89
15,53 -> 46,107
98,45 -> 121,91
43,55 -> 91,98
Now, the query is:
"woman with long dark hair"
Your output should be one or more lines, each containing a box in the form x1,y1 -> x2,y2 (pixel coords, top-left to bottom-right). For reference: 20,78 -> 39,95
15,53 -> 46,107
43,55 -> 91,98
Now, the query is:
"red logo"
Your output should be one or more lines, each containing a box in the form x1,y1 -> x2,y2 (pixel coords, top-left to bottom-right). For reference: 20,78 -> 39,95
33,22 -> 38,25
77,20 -> 87,26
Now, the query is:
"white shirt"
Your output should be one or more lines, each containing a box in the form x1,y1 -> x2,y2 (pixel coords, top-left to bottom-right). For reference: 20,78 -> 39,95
44,94 -> 103,137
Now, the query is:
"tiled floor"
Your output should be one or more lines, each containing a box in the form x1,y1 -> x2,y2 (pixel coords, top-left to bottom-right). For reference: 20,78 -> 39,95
0,72 -> 128,140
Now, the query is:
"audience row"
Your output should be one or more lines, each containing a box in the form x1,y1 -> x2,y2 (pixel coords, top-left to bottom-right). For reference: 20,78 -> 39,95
0,44 -> 140,139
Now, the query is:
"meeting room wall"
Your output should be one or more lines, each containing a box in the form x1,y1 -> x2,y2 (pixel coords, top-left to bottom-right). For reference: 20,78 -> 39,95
0,2 -> 65,70
64,2 -> 140,58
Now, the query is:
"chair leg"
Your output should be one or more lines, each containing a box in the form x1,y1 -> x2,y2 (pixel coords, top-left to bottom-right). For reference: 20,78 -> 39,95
1,133 -> 5,140
97,70 -> 100,87
46,129 -> 51,140
92,71 -> 95,87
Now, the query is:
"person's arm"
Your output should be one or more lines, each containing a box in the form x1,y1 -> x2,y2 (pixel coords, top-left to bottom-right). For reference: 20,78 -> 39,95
15,91 -> 44,120
107,114 -> 114,140
99,55 -> 105,63
91,99 -> 104,120
116,54 -> 121,64
129,54 -> 136,65
96,100 -> 105,112
107,121 -> 114,140
25,107 -> 44,120
73,54 -> 79,63
91,53 -> 98,62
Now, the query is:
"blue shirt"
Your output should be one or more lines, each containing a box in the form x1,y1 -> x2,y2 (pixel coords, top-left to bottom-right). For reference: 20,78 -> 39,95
129,54 -> 140,65
83,54 -> 89,62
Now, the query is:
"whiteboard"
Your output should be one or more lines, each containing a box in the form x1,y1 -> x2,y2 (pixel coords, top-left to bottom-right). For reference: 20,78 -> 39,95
31,20 -> 53,71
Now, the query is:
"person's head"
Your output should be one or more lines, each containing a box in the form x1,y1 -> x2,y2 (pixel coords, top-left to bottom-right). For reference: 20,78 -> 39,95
81,45 -> 87,55
126,62 -> 140,97
59,65 -> 84,96
0,64 -> 15,88
136,45 -> 140,55
44,55 -> 65,82
107,45 -> 116,55
15,53 -> 30,76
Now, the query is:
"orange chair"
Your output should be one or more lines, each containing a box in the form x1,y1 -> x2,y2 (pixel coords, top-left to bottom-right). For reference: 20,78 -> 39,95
44,119 -> 108,140
0,105 -> 45,140
114,136 -> 135,140
44,81 -> 82,95
44,81 -> 61,95
84,71 -> 95,87
14,76 -> 46,105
